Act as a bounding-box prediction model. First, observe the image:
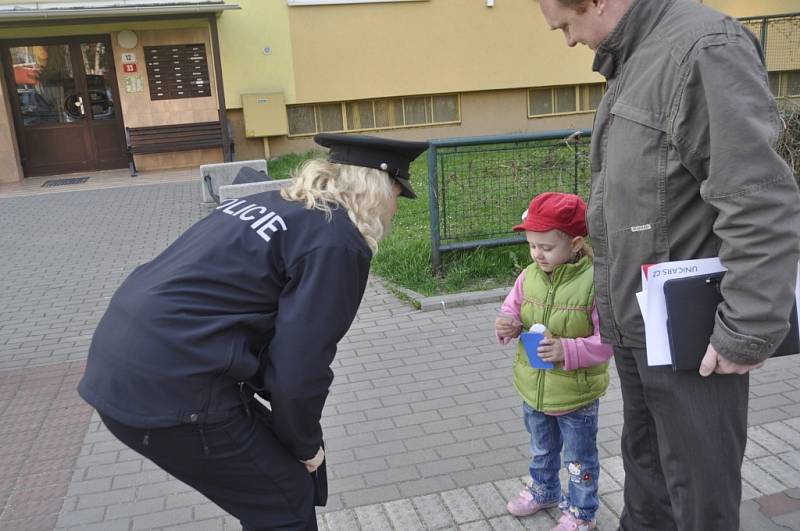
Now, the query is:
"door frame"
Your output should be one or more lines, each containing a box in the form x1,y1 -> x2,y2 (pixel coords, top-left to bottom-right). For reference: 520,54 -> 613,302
0,34 -> 128,177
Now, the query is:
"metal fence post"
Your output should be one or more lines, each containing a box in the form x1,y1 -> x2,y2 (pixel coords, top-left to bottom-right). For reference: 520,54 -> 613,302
573,135 -> 580,195
427,144 -> 443,274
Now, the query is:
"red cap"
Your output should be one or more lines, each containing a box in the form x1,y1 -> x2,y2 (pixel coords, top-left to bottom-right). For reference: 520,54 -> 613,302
513,192 -> 587,237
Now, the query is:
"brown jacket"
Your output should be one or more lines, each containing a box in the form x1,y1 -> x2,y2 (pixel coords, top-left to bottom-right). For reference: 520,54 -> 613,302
588,0 -> 800,364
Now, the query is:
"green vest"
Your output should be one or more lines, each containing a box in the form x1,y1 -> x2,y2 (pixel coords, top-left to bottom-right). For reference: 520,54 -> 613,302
512,255 -> 609,412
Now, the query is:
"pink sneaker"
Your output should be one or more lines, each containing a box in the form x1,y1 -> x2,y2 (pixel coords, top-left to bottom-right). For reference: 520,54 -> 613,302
551,512 -> 596,531
506,488 -> 558,517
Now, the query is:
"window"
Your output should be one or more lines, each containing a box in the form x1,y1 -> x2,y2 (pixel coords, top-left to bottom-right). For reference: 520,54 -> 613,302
317,103 -> 344,131
432,94 -> 459,122
554,86 -> 577,114
530,88 -> 553,115
286,106 -> 316,135
769,70 -> 800,99
581,84 -> 604,110
527,83 -> 606,117
346,100 -> 375,130
287,93 -> 460,136
769,72 -> 780,95
374,98 -> 404,128
789,71 -> 800,97
404,96 -> 431,125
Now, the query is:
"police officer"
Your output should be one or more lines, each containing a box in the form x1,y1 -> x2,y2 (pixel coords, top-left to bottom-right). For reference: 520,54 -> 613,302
78,133 -> 429,531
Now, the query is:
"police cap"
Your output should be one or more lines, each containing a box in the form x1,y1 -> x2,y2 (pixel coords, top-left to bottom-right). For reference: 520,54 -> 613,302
314,133 -> 429,199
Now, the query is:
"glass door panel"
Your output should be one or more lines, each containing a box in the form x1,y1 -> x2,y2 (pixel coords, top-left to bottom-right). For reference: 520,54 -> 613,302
80,42 -> 116,121
10,44 -> 83,126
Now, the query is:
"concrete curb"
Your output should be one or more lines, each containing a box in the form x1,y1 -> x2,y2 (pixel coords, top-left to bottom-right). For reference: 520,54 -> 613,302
218,178 -> 292,202
379,279 -> 509,312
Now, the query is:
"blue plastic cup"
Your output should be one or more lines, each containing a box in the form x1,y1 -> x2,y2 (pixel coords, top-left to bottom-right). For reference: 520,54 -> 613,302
520,331 -> 554,369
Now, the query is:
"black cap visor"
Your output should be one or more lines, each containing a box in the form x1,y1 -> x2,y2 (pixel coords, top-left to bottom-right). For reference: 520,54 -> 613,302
394,177 -> 417,199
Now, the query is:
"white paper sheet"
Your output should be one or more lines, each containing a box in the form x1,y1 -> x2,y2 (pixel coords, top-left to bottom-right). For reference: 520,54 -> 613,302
636,290 -> 648,322
642,257 -> 727,366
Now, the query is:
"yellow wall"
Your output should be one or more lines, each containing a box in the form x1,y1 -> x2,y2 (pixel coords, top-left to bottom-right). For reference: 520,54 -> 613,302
257,0 -> 800,105
286,0 -> 600,104
267,88 -> 595,156
217,0 -> 295,109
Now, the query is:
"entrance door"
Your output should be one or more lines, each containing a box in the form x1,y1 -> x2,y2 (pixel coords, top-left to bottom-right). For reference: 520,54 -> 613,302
2,36 -> 128,177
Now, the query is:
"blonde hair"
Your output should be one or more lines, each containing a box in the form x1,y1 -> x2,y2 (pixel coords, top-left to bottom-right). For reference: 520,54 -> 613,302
280,159 -> 396,254
553,229 -> 594,259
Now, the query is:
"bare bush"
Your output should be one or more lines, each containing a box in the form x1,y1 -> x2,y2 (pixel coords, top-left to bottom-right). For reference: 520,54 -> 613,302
777,100 -> 800,180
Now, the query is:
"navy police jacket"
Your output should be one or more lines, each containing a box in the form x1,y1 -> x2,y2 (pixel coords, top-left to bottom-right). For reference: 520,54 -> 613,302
78,191 -> 372,461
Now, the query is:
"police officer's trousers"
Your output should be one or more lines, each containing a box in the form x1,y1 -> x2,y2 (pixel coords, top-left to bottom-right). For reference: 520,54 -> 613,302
100,402 -> 317,531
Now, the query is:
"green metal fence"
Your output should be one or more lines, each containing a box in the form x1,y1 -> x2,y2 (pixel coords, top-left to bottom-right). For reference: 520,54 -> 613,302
427,129 -> 591,272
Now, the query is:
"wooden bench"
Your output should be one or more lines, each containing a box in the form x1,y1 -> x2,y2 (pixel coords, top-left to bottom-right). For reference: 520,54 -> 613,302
125,121 -> 234,176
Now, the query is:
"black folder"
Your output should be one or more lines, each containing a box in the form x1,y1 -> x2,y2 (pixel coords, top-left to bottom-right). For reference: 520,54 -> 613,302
664,271 -> 799,371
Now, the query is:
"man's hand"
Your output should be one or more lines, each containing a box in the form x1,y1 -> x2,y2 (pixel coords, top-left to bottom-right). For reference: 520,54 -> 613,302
301,447 -> 325,473
698,343 -> 763,377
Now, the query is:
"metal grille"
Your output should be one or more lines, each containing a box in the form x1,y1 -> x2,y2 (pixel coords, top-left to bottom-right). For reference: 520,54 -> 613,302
427,130 -> 591,271
741,13 -> 800,74
41,177 -> 89,188
741,13 -> 800,181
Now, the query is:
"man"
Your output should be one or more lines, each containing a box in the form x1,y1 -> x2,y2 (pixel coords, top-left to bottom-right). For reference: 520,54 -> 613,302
535,0 -> 800,530
78,134 -> 428,531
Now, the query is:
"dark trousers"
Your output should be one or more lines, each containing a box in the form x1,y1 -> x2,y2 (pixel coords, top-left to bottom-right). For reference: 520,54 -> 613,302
100,402 -> 316,531
614,347 -> 749,531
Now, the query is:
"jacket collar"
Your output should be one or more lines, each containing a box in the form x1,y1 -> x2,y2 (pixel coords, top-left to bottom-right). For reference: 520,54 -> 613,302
533,253 -> 593,283
592,0 -> 676,79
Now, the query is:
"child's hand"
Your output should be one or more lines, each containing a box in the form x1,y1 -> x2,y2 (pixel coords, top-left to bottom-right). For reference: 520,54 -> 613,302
495,315 -> 522,340
538,338 -> 565,364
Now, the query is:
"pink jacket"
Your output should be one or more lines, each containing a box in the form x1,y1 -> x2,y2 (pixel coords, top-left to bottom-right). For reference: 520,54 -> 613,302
497,270 -> 613,371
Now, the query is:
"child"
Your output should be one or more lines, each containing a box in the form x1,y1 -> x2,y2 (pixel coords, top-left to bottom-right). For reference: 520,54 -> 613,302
496,192 -> 613,531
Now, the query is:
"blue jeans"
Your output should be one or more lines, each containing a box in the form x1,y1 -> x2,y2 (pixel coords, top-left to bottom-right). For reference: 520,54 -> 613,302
523,400 -> 600,522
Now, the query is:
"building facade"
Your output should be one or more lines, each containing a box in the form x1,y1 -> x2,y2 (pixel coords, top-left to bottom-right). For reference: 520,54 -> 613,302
0,0 -> 797,182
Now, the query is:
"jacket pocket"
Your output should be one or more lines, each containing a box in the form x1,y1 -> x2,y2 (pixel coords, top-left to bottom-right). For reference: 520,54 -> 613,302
604,100 -> 670,258
223,336 -> 261,381
610,101 -> 667,132
599,101 -> 671,343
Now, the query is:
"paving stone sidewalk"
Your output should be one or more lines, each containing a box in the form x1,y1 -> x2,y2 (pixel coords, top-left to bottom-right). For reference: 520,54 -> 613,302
1,180 -> 800,530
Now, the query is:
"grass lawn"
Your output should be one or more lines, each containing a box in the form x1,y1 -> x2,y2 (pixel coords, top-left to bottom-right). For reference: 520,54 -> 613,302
269,150 -> 535,297
268,149 -> 325,181
372,155 -> 535,296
